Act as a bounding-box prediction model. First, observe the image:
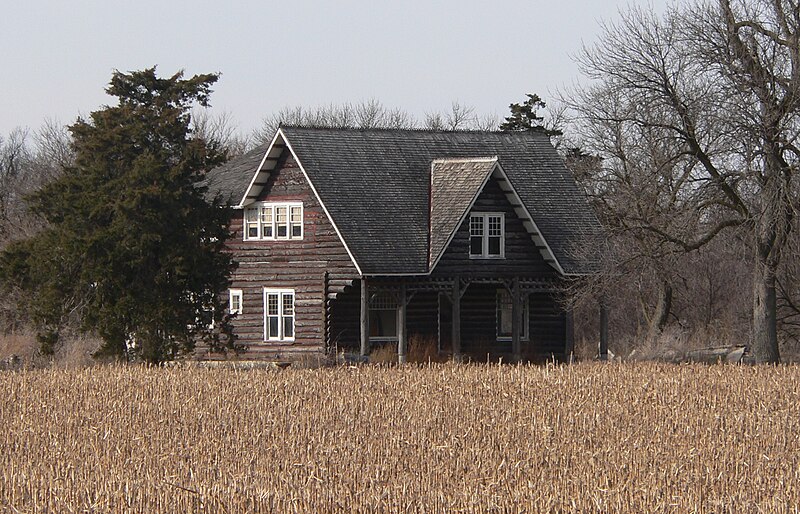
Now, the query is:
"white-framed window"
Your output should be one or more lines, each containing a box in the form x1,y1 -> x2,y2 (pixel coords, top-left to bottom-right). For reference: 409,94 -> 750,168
469,212 -> 504,258
263,288 -> 295,341
496,289 -> 529,341
244,202 -> 303,241
229,289 -> 243,315
369,291 -> 398,342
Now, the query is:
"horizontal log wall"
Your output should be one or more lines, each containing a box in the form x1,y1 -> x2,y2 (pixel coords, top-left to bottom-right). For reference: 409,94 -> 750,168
198,152 -> 358,361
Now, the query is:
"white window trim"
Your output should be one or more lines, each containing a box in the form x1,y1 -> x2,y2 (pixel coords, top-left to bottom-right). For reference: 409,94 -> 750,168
496,289 -> 529,342
229,289 -> 243,315
244,202 -> 303,241
469,212 -> 505,259
263,288 -> 295,342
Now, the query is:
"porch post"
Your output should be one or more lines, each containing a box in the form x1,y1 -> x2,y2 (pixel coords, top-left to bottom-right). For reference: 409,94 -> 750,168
565,306 -> 575,362
599,298 -> 609,361
511,277 -> 521,362
397,284 -> 407,364
360,276 -> 370,357
452,276 -> 462,361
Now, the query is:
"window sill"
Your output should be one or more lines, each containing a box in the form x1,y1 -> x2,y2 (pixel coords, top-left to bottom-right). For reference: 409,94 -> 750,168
370,337 -> 399,343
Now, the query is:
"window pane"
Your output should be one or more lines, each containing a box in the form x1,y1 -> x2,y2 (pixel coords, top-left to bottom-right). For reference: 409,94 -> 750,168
230,292 -> 241,313
369,310 -> 397,337
497,290 -> 512,337
268,316 -> 279,338
488,215 -> 502,236
262,206 -> 273,238
245,208 -> 258,222
469,215 -> 483,236
488,236 -> 501,256
248,225 -> 259,239
283,317 -> 294,339
282,293 -> 294,315
275,207 -> 288,238
470,236 -> 483,256
371,292 -> 396,310
290,206 -> 302,223
267,293 -> 279,316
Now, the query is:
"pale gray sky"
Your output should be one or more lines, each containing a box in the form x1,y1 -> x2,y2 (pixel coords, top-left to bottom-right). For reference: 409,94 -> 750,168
0,0 -> 670,137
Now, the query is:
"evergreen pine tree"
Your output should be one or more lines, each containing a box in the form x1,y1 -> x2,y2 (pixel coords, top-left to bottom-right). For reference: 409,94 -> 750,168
0,68 -> 236,362
500,93 -> 562,136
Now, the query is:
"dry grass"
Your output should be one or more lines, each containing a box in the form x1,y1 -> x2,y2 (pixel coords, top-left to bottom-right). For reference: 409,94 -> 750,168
369,335 -> 449,364
0,331 -> 38,363
0,331 -> 102,368
2,362 -> 800,512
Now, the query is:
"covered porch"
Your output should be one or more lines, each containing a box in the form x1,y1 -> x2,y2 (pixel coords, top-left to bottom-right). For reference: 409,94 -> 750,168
326,275 -> 575,363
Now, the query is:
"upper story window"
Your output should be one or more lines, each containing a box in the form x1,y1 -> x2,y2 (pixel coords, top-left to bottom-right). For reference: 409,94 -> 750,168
469,212 -> 504,258
244,202 -> 303,241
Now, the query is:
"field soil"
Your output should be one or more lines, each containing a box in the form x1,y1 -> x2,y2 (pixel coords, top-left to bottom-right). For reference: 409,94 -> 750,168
1,362 -> 799,512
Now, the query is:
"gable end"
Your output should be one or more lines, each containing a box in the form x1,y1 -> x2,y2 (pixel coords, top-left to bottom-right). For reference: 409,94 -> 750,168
239,129 -> 363,275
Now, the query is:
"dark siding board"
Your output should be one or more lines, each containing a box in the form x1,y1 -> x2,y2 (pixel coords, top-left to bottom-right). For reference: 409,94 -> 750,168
431,176 -> 559,279
197,152 -> 358,360
406,291 -> 439,347
460,284 -> 504,354
529,291 -> 568,358
329,286 -> 360,350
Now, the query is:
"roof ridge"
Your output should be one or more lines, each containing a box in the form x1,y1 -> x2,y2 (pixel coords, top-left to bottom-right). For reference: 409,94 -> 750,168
279,124 -> 544,136
431,156 -> 499,164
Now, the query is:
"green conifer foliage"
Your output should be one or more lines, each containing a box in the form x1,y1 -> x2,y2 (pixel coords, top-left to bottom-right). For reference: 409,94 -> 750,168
500,93 -> 562,137
0,68 -> 236,362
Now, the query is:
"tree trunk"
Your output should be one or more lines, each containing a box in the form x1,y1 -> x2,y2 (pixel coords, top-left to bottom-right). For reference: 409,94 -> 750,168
751,256 -> 780,363
646,280 -> 672,343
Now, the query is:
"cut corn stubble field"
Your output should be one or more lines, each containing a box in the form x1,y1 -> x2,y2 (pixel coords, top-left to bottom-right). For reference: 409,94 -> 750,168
1,363 -> 800,513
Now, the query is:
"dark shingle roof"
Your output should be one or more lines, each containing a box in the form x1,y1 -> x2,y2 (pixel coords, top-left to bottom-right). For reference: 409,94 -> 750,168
202,143 -> 268,203
429,157 -> 498,268
208,127 -> 602,275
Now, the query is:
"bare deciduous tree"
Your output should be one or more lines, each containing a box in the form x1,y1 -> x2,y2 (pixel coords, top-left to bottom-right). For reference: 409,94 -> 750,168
255,100 -> 418,145
568,0 -> 800,362
192,110 -> 251,157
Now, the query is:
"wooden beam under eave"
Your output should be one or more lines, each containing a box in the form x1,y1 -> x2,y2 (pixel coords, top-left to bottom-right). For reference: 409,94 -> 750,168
511,277 -> 521,362
397,284 -> 407,365
452,276 -> 462,362
360,277 -> 370,357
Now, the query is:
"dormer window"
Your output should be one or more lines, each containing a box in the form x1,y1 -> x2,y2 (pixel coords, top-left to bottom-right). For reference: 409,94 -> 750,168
469,212 -> 504,258
244,202 -> 303,241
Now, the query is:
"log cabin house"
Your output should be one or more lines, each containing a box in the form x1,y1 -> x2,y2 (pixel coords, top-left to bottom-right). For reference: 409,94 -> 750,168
203,126 -> 601,362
